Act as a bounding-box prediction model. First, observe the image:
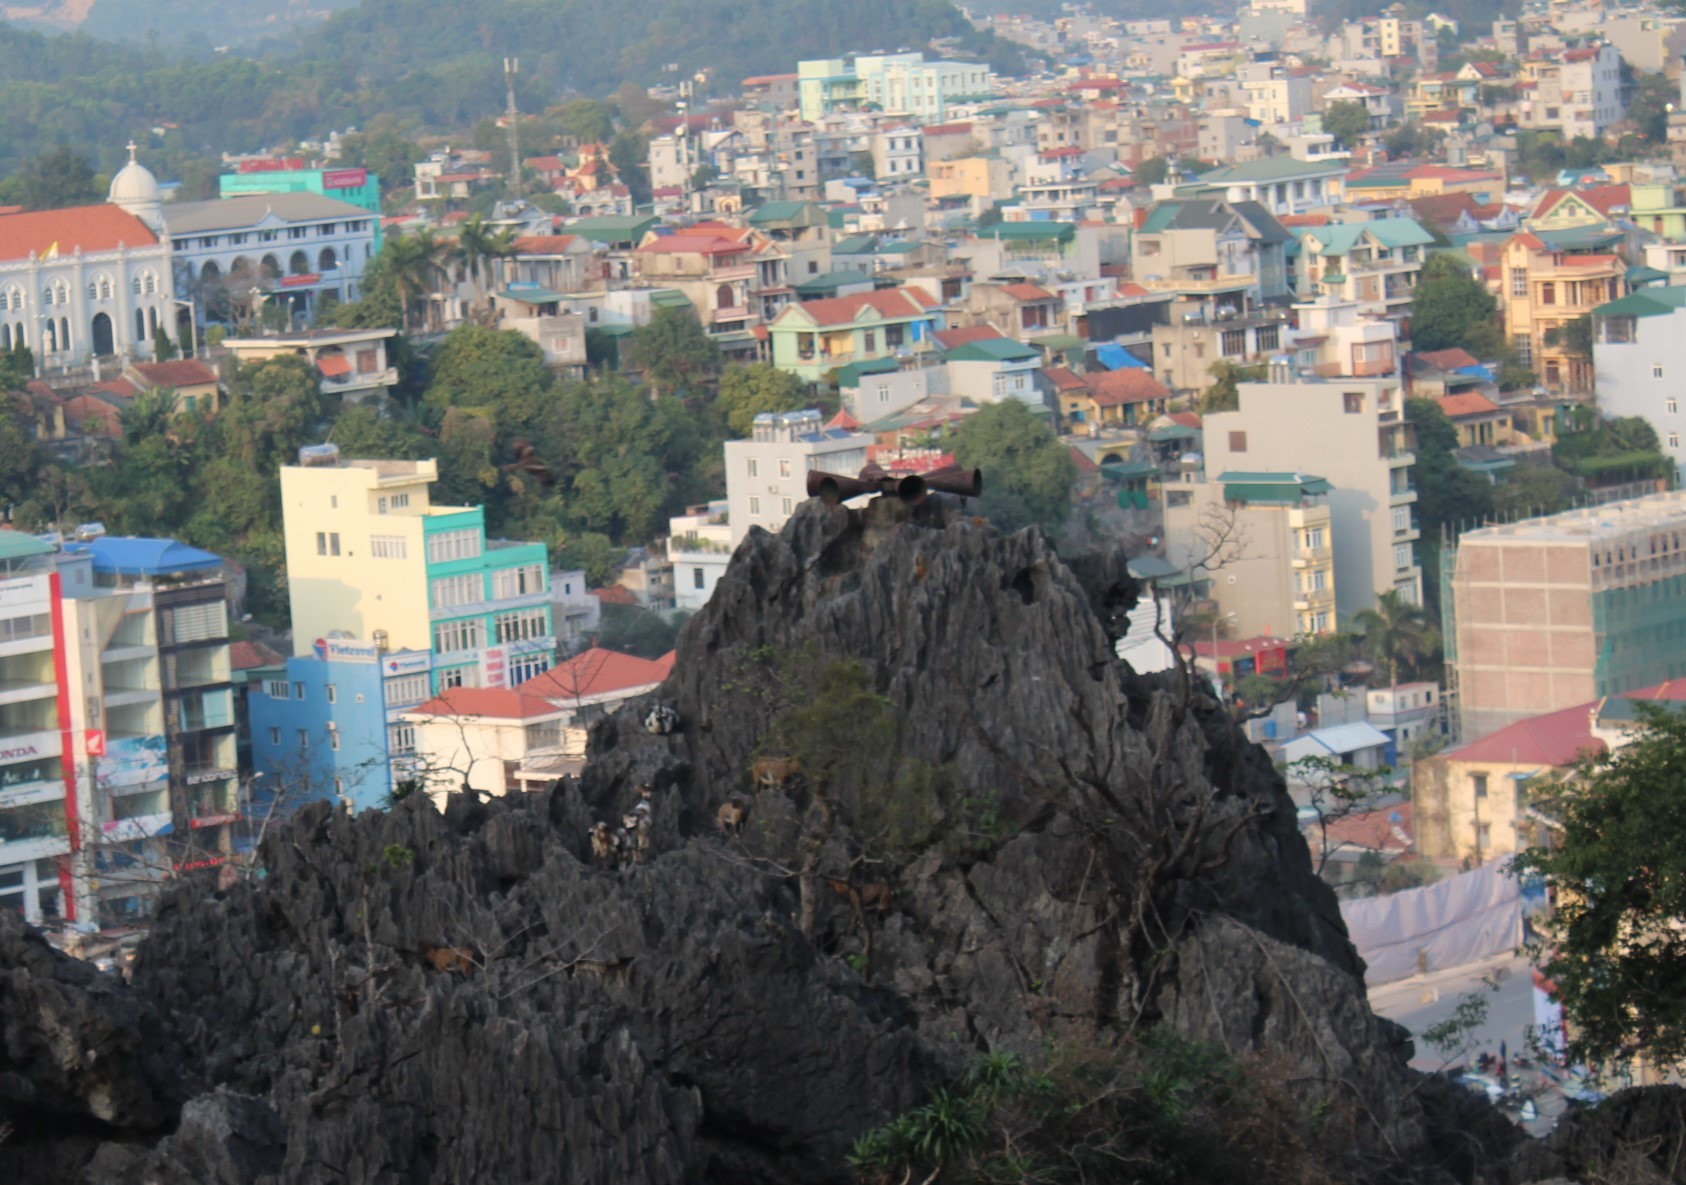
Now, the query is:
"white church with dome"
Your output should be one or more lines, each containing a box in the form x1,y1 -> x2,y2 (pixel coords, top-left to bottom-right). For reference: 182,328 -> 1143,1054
0,144 -> 179,369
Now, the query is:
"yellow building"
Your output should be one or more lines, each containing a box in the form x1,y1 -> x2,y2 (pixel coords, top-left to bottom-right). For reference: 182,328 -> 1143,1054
1501,232 -> 1626,392
928,156 -> 1013,202
279,452 -> 444,654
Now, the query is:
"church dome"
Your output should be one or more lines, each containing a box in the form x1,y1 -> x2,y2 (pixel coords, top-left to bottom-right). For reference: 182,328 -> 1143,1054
108,142 -> 164,233
109,152 -> 160,206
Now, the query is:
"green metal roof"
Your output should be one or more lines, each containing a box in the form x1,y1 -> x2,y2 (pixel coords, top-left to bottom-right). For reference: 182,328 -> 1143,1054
1030,332 -> 1085,350
1217,470 -> 1331,502
648,289 -> 693,309
1627,265 -> 1669,286
1536,226 -> 1623,252
832,234 -> 879,255
1196,158 -> 1348,184
1305,217 -> 1434,255
976,221 -> 1075,242
1100,460 -> 1160,481
1148,423 -> 1198,443
0,533 -> 55,561
1592,286 -> 1686,319
834,357 -> 902,387
944,338 -> 1041,363
497,287 -> 565,304
747,201 -> 824,226
795,270 -> 875,295
566,215 -> 659,243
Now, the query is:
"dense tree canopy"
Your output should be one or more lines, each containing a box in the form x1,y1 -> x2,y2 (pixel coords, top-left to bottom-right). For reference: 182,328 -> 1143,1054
1515,706 -> 1686,1071
948,400 -> 1076,534
715,364 -> 808,437
1410,254 -> 1499,355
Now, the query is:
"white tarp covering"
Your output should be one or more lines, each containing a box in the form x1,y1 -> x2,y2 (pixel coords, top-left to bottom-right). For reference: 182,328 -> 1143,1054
1340,859 -> 1523,986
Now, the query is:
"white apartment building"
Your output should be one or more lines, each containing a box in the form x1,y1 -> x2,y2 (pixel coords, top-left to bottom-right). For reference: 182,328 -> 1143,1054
1524,44 -> 1623,141
724,410 -> 871,545
872,127 -> 924,180
1592,286 -> 1686,481
668,501 -> 734,612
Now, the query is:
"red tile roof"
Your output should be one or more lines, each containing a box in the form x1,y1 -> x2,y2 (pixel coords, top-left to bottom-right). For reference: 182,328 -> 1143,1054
130,360 -> 218,389
827,408 -> 861,430
1435,391 -> 1501,418
783,287 -> 934,327
933,324 -> 1006,349
1415,347 -> 1481,370
229,640 -> 286,671
1082,368 -> 1170,407
591,585 -> 638,605
0,204 -> 159,260
1116,281 -> 1152,298
61,395 -> 123,437
519,647 -> 674,699
413,687 -> 560,720
1070,447 -> 1100,473
923,122 -> 973,136
637,233 -> 749,256
1168,411 -> 1203,429
1532,184 -> 1630,219
999,282 -> 1056,302
1445,681 -> 1686,766
1042,366 -> 1088,392
1320,801 -> 1414,855
512,234 -> 579,255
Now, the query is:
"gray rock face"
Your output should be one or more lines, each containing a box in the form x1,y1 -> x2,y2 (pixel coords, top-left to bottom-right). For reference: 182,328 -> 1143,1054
0,495 -> 1583,1182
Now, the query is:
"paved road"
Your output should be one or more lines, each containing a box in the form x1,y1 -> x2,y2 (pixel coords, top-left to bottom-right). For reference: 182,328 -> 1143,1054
1368,952 -> 1585,1136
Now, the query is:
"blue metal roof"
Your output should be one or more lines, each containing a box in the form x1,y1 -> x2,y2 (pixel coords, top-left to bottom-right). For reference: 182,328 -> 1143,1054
72,537 -> 223,575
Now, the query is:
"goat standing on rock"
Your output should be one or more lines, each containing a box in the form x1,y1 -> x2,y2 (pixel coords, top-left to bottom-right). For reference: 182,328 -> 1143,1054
716,797 -> 749,837
589,821 -> 619,868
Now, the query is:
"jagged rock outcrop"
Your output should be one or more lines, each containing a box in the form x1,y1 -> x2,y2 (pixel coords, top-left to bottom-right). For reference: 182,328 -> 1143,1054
0,494 -> 1591,1182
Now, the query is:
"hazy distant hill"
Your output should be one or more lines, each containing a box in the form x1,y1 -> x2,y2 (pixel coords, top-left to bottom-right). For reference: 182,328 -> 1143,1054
6,0 -> 357,43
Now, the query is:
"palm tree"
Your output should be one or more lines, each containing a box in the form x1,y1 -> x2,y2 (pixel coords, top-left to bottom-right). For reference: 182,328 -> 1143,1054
1350,590 -> 1437,687
454,216 -> 519,316
384,228 -> 445,332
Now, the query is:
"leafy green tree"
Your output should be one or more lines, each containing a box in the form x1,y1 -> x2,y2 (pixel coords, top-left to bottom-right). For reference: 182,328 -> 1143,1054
626,306 -> 721,398
1322,100 -> 1371,146
380,229 -> 446,331
1406,397 -> 1495,537
594,603 -> 689,659
609,129 -> 652,206
948,399 -> 1077,534
221,354 -> 332,471
452,215 -> 518,309
0,343 -> 34,392
423,326 -> 551,427
1495,462 -> 1578,518
1410,253 -> 1499,354
0,409 -> 43,514
1350,590 -> 1437,686
338,121 -> 424,194
1134,155 -> 1169,185
556,530 -> 620,587
15,146 -> 101,210
553,377 -> 680,542
1514,705 -> 1686,1070
1200,360 -> 1264,414
554,99 -> 616,144
150,326 -> 178,362
715,363 -> 807,436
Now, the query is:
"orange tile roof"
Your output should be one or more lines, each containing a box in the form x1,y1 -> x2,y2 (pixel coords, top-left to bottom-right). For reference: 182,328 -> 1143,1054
61,395 -> 123,437
934,325 -> 1006,349
1000,282 -> 1056,302
1434,391 -> 1501,418
1414,347 -> 1481,370
1070,447 -> 1100,473
1320,801 -> 1414,854
0,204 -> 159,260
591,585 -> 638,605
1168,411 -> 1203,429
519,647 -> 673,699
130,360 -> 218,388
1083,368 -> 1170,407
413,686 -> 561,720
1042,366 -> 1088,391
637,233 -> 749,256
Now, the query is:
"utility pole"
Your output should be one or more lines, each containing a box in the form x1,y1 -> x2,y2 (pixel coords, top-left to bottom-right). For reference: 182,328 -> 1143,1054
676,79 -> 694,213
504,56 -> 521,200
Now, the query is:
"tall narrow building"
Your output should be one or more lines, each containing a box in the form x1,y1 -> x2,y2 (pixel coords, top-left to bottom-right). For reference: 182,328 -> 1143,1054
248,446 -> 557,812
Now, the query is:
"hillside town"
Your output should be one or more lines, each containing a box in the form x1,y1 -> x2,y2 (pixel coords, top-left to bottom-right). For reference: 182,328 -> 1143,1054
6,0 -> 1686,1118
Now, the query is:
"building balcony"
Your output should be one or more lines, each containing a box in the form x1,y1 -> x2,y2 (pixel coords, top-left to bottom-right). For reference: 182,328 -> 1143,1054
710,264 -> 758,282
711,305 -> 755,324
104,687 -> 160,709
1138,273 -> 1257,294
1293,589 -> 1336,611
0,780 -> 64,811
1389,486 -> 1418,506
0,832 -> 69,866
1292,546 -> 1332,566
0,678 -> 60,708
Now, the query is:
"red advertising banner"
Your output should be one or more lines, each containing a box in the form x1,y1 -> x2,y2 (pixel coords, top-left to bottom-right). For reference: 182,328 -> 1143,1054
323,167 -> 368,189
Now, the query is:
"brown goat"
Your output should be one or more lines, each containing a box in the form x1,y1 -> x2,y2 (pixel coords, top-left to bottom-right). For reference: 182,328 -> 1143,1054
418,942 -> 475,974
716,799 -> 748,837
751,755 -> 801,790
826,878 -> 893,919
589,821 -> 619,866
